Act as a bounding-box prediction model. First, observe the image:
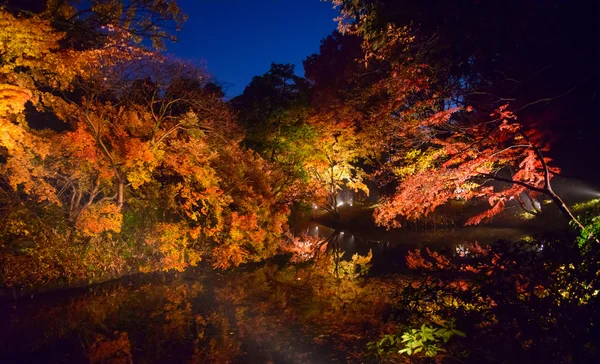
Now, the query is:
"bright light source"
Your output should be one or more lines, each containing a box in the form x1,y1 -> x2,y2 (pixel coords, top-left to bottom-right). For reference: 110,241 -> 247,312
455,244 -> 470,257
337,202 -> 344,207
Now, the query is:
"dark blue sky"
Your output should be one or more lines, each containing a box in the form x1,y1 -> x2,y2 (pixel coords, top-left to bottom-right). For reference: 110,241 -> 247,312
167,0 -> 339,97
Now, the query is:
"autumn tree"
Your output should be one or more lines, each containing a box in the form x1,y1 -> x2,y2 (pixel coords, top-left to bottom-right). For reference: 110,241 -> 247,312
232,63 -> 316,205
4,0 -> 186,49
326,1 -> 597,235
301,32 -> 390,217
0,8 -> 155,285
0,6 -> 294,286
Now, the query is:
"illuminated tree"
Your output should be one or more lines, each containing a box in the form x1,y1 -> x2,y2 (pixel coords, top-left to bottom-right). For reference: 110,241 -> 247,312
316,3 -> 593,237
4,0 -> 186,49
331,0 -> 600,237
232,63 -> 317,206
0,7 -> 296,285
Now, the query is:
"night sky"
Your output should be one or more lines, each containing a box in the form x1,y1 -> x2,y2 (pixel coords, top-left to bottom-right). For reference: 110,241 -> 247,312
168,0 -> 339,97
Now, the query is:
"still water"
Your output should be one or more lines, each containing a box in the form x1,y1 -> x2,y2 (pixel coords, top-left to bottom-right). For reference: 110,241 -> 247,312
0,224 -> 530,363
299,222 -> 528,274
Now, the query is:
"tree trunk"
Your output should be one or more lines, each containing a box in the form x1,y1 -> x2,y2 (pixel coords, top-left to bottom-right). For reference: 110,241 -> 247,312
117,181 -> 124,208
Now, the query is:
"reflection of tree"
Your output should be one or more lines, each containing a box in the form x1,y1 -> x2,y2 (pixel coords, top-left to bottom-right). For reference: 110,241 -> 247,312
2,256 -> 400,363
89,332 -> 133,364
190,311 -> 241,363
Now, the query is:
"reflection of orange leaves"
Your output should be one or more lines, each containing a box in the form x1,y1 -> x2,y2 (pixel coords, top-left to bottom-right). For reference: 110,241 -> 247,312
470,241 -> 490,255
448,279 -> 470,291
76,202 -> 122,237
406,249 -> 432,270
515,274 -> 530,295
427,248 -> 450,268
462,264 -> 481,273
88,332 -> 132,364
406,248 -> 450,270
212,244 -> 247,269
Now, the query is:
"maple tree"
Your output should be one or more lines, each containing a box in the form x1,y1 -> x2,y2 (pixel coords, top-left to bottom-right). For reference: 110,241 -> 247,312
0,6 -> 295,287
372,104 -> 589,231
304,114 -> 369,218
5,0 -> 186,49
320,2 -> 594,237
300,32 -> 386,217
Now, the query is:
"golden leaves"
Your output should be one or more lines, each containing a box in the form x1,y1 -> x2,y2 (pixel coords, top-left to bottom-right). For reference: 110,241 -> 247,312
0,84 -> 32,117
76,202 -> 123,237
212,244 -> 247,270
0,11 -> 62,78
145,223 -> 202,272
124,138 -> 156,189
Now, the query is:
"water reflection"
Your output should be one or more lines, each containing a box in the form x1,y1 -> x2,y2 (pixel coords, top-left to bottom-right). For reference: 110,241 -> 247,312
300,222 -> 528,274
0,256 -> 397,363
0,223 -> 533,363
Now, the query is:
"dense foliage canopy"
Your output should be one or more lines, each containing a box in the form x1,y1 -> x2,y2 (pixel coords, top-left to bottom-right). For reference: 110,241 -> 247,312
2,1 -> 600,361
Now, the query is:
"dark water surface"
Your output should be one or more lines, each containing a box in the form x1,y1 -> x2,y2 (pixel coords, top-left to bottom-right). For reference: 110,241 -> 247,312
0,224 -> 531,363
299,222 -> 529,274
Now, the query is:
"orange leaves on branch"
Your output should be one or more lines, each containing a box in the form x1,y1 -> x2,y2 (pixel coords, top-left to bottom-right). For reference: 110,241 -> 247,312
0,85 -> 32,117
0,11 -> 63,83
375,103 -> 554,228
422,107 -> 461,126
124,138 -> 156,189
282,233 -> 325,263
0,7 -> 296,281
146,223 -> 202,272
76,202 -> 123,237
230,212 -> 264,244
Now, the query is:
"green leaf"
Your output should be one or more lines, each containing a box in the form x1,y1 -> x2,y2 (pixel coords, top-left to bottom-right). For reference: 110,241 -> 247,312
452,329 -> 466,337
423,332 -> 435,341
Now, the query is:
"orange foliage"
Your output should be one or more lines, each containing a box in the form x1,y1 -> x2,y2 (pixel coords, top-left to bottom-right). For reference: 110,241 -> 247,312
374,103 -> 557,228
145,223 -> 202,272
76,202 -> 123,237
0,7 -> 295,288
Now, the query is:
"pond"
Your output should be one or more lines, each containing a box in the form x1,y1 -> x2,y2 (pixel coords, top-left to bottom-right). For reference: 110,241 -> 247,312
298,222 -> 531,274
0,223 -> 534,363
